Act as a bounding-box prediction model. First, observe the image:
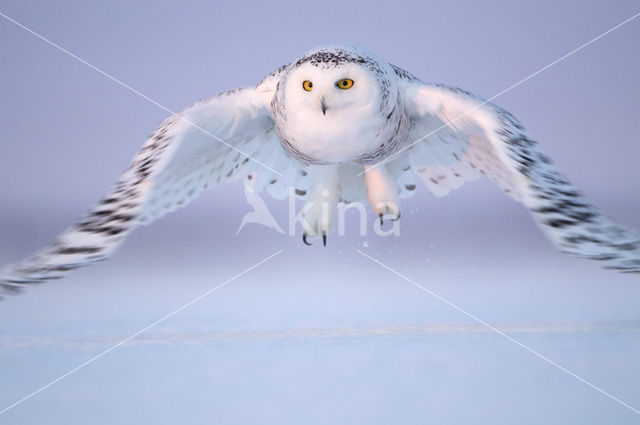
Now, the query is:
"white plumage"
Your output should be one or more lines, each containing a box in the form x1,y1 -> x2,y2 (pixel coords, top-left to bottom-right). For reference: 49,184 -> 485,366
2,44 -> 639,294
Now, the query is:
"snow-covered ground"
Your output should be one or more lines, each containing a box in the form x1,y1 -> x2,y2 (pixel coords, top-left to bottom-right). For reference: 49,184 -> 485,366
1,191 -> 639,424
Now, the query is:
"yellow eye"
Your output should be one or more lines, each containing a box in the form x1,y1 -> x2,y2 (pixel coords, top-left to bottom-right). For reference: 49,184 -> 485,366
337,78 -> 354,90
302,80 -> 313,91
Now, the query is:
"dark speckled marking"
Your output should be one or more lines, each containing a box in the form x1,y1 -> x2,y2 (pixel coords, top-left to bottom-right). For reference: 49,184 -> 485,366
55,246 -> 103,255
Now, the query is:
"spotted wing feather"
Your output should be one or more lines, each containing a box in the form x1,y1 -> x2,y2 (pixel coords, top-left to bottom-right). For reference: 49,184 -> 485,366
394,73 -> 640,273
1,67 -> 306,292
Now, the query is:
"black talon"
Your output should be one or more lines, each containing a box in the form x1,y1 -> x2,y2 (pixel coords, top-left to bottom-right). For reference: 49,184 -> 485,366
322,234 -> 327,247
302,233 -> 312,246
379,213 -> 384,226
392,211 -> 401,221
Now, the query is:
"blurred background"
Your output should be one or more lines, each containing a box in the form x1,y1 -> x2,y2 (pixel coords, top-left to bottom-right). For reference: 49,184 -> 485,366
0,0 -> 639,423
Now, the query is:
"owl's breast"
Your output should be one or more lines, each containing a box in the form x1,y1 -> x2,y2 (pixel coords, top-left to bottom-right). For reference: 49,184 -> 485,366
273,99 -> 410,165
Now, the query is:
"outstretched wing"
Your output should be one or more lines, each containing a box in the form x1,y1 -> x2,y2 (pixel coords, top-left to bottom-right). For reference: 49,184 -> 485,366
392,67 -> 640,273
2,66 -> 304,292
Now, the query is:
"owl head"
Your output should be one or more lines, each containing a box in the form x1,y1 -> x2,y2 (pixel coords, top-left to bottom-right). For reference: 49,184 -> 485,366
273,45 -> 400,163
280,45 -> 396,117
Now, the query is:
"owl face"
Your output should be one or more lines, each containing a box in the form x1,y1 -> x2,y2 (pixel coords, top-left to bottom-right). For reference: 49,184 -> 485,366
273,46 -> 399,164
284,61 -> 381,118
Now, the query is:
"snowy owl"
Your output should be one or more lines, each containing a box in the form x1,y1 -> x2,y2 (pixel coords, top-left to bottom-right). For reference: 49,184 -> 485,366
2,44 -> 639,293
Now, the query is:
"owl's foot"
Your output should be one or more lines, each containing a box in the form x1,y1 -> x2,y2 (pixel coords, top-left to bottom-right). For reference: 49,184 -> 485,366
300,164 -> 341,245
364,165 -> 401,223
302,233 -> 327,246
379,210 -> 401,226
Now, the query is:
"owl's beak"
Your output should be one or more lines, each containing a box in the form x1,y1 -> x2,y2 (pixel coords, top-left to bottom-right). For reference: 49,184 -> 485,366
320,98 -> 328,115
